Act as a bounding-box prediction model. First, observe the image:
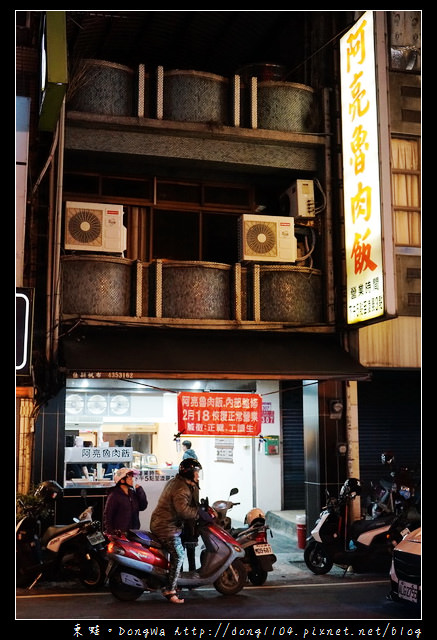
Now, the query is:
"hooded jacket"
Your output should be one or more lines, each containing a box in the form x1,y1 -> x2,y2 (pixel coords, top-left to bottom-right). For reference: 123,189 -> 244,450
103,483 -> 148,534
182,448 -> 197,460
150,473 -> 199,540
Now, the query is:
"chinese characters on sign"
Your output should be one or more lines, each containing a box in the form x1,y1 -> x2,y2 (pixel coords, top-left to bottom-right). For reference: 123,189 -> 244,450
71,371 -> 135,379
340,11 -> 385,324
262,401 -> 275,424
65,446 -> 133,464
177,392 -> 262,436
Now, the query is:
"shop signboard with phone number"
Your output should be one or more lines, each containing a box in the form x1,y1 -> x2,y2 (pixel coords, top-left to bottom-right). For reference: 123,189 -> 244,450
177,392 -> 262,436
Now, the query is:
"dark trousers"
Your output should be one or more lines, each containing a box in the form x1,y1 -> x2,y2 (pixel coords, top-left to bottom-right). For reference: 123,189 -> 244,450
181,523 -> 198,571
184,541 -> 197,571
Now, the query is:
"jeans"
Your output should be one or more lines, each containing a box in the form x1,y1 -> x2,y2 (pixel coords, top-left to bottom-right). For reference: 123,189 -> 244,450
162,534 -> 185,592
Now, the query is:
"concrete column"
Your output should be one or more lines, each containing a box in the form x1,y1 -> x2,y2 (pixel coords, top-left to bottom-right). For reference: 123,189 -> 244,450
345,380 -> 361,522
303,380 -> 320,531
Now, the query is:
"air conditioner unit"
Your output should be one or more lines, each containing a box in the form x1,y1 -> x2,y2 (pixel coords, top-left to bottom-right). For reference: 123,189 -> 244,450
239,214 -> 297,263
64,201 -> 127,253
280,179 -> 315,218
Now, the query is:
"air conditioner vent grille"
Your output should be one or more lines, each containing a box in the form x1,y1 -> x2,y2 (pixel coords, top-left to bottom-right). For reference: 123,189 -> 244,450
67,208 -> 102,245
245,221 -> 277,255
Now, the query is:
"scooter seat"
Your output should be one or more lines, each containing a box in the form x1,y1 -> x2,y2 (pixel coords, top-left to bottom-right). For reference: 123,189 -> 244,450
128,529 -> 163,548
350,514 -> 395,538
41,521 -> 88,546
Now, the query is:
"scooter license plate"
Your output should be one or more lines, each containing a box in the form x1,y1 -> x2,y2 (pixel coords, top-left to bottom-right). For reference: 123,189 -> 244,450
254,543 -> 273,556
87,531 -> 106,546
398,580 -> 418,604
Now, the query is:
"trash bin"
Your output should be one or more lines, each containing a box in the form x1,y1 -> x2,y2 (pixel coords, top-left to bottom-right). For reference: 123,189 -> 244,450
296,514 -> 307,549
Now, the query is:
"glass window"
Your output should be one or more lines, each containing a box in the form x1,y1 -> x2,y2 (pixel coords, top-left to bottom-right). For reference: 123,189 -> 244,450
102,177 -> 152,200
203,184 -> 251,208
391,138 -> 421,248
63,173 -> 99,194
202,212 -> 239,263
153,209 -> 199,260
156,181 -> 201,204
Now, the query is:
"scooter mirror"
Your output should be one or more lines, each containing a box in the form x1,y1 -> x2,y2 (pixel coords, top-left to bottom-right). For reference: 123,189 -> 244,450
230,488 -> 239,497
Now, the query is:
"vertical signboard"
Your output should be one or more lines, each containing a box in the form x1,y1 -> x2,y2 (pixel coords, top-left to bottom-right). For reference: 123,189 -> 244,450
16,288 -> 34,377
39,11 -> 68,131
340,11 -> 385,324
16,97 -> 30,284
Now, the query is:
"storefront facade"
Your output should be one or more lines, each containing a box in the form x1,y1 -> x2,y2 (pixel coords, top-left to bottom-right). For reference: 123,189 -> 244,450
17,12 -> 420,528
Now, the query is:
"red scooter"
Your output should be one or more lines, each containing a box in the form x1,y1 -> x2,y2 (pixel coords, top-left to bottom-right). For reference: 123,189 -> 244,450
105,498 -> 247,601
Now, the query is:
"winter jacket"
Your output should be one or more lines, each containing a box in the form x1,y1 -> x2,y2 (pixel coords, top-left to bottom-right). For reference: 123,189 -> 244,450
150,474 -> 199,540
103,484 -> 148,534
182,448 -> 197,460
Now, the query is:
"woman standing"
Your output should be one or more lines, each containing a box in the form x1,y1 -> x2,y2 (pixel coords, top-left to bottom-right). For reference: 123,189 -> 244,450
103,468 -> 148,535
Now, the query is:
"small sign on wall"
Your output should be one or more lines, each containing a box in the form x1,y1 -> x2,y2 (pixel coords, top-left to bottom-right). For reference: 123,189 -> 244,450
264,436 -> 279,455
215,437 -> 234,463
262,401 -> 275,424
65,446 -> 133,464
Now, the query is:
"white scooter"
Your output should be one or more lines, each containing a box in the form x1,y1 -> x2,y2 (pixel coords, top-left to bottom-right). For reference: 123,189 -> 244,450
304,477 -> 420,575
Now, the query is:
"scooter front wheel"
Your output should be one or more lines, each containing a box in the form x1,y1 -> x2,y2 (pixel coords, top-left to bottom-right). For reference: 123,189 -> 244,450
79,553 -> 107,589
214,558 -> 247,595
248,568 -> 268,586
304,540 -> 333,575
108,567 -> 144,601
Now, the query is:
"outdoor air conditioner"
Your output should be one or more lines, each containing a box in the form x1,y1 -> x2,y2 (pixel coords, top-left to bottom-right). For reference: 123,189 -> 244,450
280,179 -> 315,218
64,201 -> 127,253
239,214 -> 297,263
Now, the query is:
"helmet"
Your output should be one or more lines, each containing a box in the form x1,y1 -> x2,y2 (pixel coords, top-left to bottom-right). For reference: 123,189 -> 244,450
113,467 -> 139,484
381,451 -> 395,465
340,478 -> 361,498
179,458 -> 202,480
34,480 -> 63,502
245,507 -> 266,526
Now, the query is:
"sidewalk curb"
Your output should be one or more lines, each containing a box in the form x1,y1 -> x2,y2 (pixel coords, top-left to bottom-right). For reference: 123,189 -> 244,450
265,511 -> 297,537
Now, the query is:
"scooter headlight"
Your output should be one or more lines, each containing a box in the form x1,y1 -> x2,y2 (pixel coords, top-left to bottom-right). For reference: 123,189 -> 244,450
107,541 -> 125,556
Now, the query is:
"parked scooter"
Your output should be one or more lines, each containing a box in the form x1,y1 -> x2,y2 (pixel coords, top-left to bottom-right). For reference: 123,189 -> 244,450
212,488 -> 277,585
16,480 -> 107,589
366,453 -> 419,519
304,477 -> 420,575
105,497 -> 247,601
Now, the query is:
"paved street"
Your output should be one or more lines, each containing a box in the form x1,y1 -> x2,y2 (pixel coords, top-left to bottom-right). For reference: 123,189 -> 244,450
15,526 -> 422,627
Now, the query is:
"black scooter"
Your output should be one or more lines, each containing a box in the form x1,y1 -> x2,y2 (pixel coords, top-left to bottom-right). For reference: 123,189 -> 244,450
304,477 -> 420,575
367,462 -> 419,519
16,480 -> 107,589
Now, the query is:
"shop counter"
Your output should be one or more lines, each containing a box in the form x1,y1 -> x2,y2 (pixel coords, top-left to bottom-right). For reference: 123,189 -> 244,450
55,485 -> 113,525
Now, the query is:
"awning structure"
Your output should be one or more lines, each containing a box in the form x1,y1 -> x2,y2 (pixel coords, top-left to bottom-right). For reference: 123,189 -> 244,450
60,326 -> 370,381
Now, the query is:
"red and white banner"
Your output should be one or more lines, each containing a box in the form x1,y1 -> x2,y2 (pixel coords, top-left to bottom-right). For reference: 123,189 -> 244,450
177,392 -> 262,436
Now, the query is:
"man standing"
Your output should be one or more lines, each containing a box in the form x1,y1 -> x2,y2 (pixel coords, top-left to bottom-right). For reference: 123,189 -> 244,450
150,458 -> 202,604
182,440 -> 197,460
